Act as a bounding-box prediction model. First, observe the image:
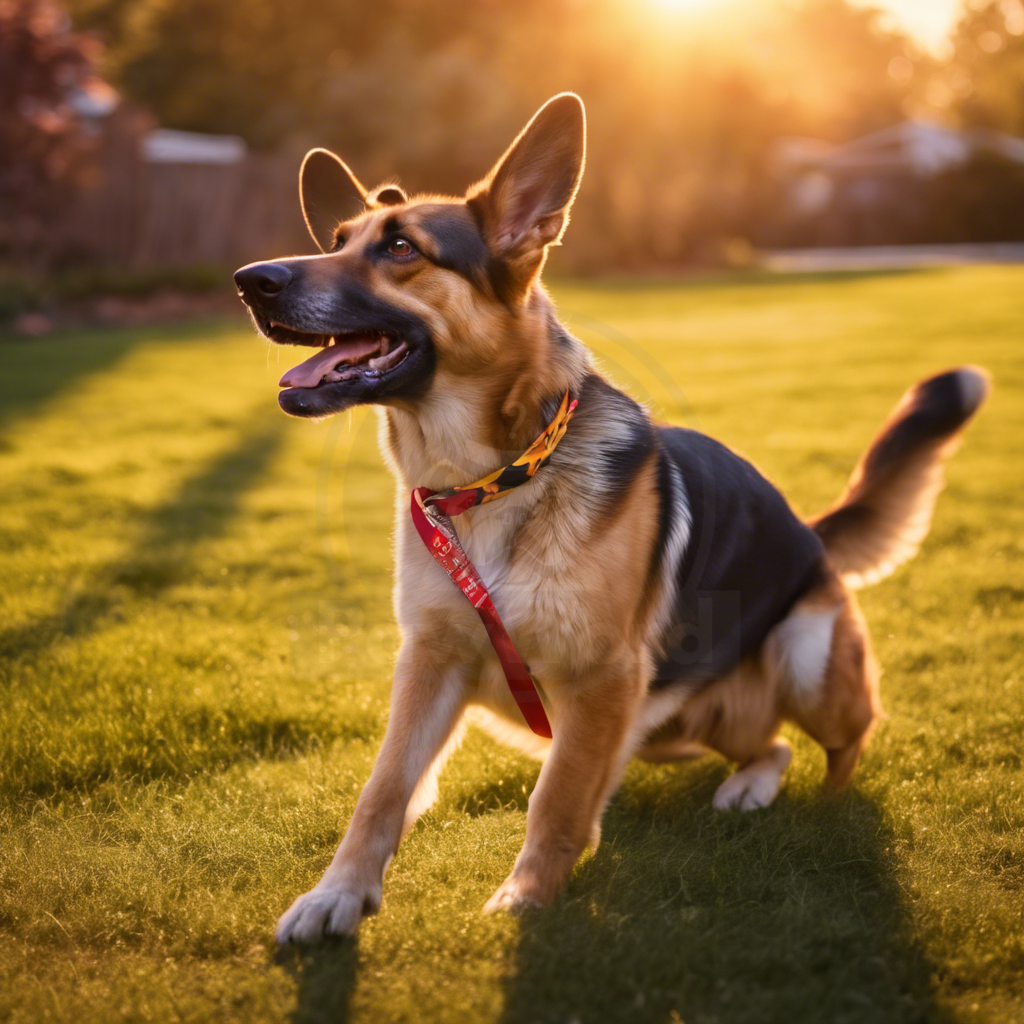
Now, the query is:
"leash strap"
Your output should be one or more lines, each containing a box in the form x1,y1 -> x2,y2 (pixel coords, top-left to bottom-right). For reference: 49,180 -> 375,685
410,487 -> 551,737
409,390 -> 578,739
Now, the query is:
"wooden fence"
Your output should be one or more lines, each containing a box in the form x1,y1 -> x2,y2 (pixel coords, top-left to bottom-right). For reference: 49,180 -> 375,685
55,110 -> 311,271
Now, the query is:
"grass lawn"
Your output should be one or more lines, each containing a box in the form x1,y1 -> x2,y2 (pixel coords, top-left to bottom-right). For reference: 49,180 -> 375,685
1,266 -> 1022,1024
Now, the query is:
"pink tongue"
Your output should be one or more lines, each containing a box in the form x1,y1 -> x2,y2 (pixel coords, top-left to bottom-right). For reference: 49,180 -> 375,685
279,337 -> 381,388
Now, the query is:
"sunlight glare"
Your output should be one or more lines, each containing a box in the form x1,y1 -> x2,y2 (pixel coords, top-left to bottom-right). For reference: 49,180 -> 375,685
649,0 -> 723,10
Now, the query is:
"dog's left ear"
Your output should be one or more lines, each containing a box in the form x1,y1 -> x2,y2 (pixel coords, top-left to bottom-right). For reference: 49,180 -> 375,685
468,93 -> 586,294
300,148 -> 368,252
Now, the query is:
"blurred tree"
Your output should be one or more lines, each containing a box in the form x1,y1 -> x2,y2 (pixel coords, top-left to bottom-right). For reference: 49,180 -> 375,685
61,0 -> 926,266
0,0 -> 97,265
898,0 -> 1024,245
67,0 -> 491,147
949,0 -> 1024,134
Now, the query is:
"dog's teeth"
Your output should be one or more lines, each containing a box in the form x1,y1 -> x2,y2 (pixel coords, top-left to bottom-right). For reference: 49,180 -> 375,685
380,337 -> 390,356
366,341 -> 408,373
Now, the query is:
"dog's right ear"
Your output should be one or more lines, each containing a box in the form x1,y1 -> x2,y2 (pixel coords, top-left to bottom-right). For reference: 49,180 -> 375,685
299,149 -> 367,252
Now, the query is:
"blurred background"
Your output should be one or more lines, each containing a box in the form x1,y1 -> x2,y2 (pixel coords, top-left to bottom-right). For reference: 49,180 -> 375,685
4,0 -> 1024,326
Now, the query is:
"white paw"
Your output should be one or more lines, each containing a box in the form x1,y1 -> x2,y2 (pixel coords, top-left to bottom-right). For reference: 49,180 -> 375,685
712,770 -> 780,811
483,875 -> 545,915
276,882 -> 380,944
712,744 -> 792,812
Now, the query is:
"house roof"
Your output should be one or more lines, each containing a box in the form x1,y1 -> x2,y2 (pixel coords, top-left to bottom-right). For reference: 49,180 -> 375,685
142,129 -> 247,165
776,119 -> 1024,175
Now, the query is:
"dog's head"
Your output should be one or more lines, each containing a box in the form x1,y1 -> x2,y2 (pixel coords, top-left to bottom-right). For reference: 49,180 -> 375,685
234,94 -> 585,419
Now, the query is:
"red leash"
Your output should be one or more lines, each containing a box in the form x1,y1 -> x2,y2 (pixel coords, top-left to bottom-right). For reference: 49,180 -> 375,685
408,390 -> 577,739
410,488 -> 551,738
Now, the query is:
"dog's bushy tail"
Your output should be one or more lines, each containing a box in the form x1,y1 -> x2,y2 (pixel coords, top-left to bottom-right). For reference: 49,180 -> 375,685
811,367 -> 990,589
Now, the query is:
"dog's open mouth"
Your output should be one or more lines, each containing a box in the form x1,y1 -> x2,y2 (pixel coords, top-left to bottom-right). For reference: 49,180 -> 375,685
245,304 -> 433,419
269,325 -> 411,391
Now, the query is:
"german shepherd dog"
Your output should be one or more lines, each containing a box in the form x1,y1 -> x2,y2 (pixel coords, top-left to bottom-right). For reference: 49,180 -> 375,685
234,94 -> 989,943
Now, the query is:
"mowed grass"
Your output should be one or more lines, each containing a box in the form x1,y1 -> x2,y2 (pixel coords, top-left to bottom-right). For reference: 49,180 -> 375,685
1,266 -> 1022,1024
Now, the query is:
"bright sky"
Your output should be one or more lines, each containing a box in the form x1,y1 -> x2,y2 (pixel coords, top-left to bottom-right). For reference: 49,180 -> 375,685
852,0 -> 965,54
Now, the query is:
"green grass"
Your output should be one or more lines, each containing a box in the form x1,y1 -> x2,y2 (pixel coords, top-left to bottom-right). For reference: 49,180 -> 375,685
1,267 -> 1022,1024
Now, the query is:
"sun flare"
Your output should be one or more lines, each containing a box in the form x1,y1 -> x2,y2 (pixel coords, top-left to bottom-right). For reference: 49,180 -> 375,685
649,0 -> 723,8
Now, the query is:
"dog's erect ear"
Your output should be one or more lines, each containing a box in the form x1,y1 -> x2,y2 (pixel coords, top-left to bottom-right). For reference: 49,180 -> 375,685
467,93 -> 586,285
299,149 -> 367,252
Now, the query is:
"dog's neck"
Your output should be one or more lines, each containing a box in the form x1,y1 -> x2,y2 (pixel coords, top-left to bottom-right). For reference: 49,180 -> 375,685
381,288 -> 588,493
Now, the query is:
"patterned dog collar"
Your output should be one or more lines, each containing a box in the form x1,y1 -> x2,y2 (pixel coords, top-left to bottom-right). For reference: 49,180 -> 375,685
423,389 -> 578,516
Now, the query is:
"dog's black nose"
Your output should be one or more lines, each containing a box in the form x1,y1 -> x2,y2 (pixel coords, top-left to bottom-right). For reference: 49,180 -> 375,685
234,262 -> 293,299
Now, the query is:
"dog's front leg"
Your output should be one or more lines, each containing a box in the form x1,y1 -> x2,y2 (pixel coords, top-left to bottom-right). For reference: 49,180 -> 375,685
276,639 -> 467,943
484,656 -> 646,913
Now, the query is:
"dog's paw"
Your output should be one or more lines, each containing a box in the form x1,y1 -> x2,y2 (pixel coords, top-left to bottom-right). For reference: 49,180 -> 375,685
276,882 -> 380,944
712,743 -> 792,812
483,874 -> 546,915
712,770 -> 779,811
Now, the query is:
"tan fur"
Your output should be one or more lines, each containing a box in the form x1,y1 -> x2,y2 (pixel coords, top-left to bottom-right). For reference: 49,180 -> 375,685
783,581 -> 880,791
257,95 -> 982,944
819,437 -> 956,588
637,568 -> 879,798
486,648 -> 648,910
811,367 -> 990,588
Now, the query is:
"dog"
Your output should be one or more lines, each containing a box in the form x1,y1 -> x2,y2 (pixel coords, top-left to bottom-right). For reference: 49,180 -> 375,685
234,93 -> 989,944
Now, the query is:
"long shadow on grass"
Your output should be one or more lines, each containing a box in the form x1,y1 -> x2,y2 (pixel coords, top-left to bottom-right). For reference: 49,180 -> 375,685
500,774 -> 947,1024
0,406 -> 283,660
0,320 -> 229,435
0,405 -> 385,799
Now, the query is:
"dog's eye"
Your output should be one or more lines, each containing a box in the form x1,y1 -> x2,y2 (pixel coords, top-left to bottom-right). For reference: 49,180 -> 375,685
387,237 -> 416,258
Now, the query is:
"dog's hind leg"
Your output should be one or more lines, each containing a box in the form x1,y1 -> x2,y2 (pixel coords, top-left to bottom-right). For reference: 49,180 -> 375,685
669,658 -> 790,811
402,715 -> 468,834
779,582 -> 880,794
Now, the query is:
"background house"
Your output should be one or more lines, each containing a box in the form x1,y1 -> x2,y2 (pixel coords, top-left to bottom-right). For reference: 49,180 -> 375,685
771,120 -> 1024,247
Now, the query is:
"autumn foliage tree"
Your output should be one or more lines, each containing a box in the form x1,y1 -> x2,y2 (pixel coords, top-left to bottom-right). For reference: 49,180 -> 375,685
0,0 -> 97,265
